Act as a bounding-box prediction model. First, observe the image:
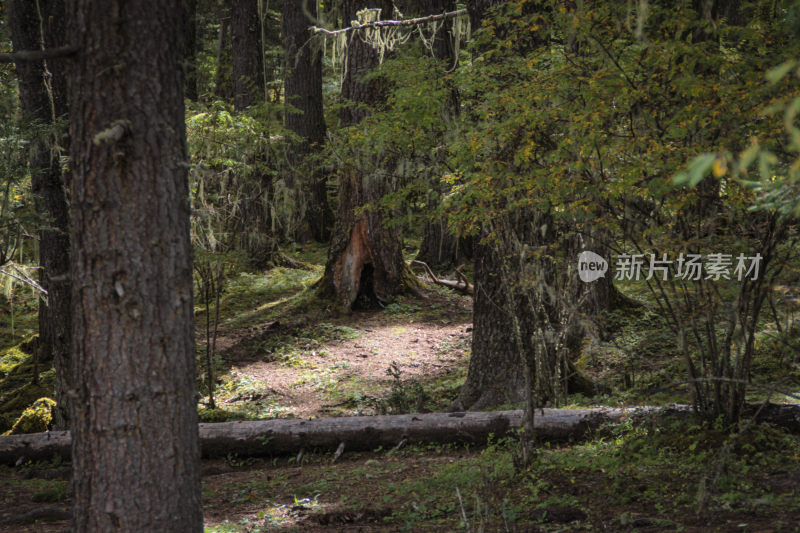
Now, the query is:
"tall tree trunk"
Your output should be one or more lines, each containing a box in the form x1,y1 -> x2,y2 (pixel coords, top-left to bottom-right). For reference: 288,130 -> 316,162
231,0 -> 264,110
320,0 -> 411,311
184,0 -> 199,101
410,0 -> 469,271
214,3 -> 233,101
283,0 -> 333,242
457,220 -> 614,411
9,0 -> 72,430
338,0 -> 393,126
66,0 -> 202,529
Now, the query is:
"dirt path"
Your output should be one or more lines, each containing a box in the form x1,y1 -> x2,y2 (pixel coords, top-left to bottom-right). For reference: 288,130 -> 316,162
209,293 -> 473,419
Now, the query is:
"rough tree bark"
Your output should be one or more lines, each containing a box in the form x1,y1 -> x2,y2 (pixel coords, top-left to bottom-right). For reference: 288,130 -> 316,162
283,0 -> 333,242
456,241 -> 529,410
9,0 -> 72,430
455,0 -> 527,411
338,0 -> 394,125
66,0 -> 202,529
456,225 -> 615,412
231,0 -> 264,110
320,0 -> 412,311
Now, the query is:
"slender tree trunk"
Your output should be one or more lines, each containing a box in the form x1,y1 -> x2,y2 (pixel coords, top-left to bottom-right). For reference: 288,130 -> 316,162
411,0 -> 469,271
415,217 -> 470,271
214,4 -> 233,101
184,0 -> 199,101
9,0 -> 72,430
231,0 -> 264,110
320,0 -> 411,311
66,0 -> 202,529
283,0 -> 332,242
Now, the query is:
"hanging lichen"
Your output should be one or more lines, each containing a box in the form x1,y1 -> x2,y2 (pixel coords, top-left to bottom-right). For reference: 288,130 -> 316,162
451,13 -> 470,70
357,8 -> 411,65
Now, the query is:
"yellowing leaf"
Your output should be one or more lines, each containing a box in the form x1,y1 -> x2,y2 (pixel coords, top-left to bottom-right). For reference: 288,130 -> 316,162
712,157 -> 727,178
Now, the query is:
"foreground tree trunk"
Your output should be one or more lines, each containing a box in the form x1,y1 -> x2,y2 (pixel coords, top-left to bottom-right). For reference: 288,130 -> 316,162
9,0 -> 72,430
231,0 -> 264,110
283,0 -> 333,242
67,0 -> 202,529
320,0 -> 412,311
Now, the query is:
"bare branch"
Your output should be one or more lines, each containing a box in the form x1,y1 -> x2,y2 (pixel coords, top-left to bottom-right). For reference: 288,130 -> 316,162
311,8 -> 467,36
0,45 -> 79,63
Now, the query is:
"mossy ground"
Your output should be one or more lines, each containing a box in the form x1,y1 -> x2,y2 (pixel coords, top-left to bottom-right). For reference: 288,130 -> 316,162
0,291 -> 52,434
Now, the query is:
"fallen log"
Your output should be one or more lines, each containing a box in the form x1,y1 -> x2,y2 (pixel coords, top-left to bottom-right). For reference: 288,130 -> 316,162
0,408 -> 629,465
3,404 -> 798,465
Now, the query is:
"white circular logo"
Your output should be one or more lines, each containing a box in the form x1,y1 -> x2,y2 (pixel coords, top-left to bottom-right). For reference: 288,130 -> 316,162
578,251 -> 608,283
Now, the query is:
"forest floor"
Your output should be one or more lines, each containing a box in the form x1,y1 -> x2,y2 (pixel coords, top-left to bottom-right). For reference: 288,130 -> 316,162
1,245 -> 800,531
203,288 -> 473,421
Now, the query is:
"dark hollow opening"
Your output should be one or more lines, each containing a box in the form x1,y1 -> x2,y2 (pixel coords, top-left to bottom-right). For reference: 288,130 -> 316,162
353,263 -> 384,310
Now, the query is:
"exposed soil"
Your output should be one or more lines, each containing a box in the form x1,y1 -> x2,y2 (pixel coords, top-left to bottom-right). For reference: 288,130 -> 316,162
209,292 -> 473,418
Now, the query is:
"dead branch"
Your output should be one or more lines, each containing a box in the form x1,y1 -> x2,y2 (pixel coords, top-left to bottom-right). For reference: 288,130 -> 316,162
412,260 -> 473,295
311,8 -> 467,36
0,45 -> 79,63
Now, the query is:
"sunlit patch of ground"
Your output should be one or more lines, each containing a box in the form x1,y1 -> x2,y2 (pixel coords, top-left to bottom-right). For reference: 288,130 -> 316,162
208,292 -> 473,420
